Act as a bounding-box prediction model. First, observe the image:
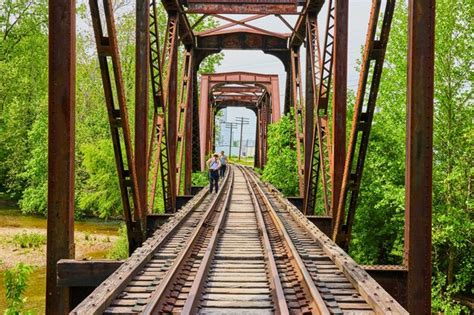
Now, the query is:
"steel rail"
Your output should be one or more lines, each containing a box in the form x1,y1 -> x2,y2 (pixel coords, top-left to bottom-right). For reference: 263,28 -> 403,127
142,167 -> 234,314
239,166 -> 289,315
242,167 -> 330,315
180,167 -> 236,314
71,170 -> 230,314
258,172 -> 409,314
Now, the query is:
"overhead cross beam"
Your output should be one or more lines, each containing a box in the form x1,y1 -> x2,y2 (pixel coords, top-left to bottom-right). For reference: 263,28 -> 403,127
289,0 -> 325,47
185,0 -> 300,14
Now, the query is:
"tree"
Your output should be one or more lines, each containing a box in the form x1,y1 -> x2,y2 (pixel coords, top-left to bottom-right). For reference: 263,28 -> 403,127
348,1 -> 473,311
262,114 -> 300,196
0,0 -> 48,198
0,1 -> 223,218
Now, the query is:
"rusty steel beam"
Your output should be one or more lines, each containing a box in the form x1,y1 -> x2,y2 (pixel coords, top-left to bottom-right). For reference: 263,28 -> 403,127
148,0 -> 172,213
183,57 -> 195,194
192,68 -> 201,172
199,75 -> 210,170
206,71 -> 280,84
405,0 -> 435,313
269,75 -> 281,122
164,13 -> 179,212
213,95 -> 260,102
290,47 -> 305,196
303,13 -> 320,215
135,0 -> 149,225
197,30 -> 288,52
198,14 -> 267,36
160,0 -> 194,45
304,0 -> 334,217
330,0 -> 347,228
289,0 -> 325,47
255,112 -> 261,168
185,1 -> 298,14
284,66 -> 292,114
212,86 -> 264,94
46,0 -> 75,312
333,0 -> 395,249
89,0 -> 144,251
212,14 -> 289,39
176,49 -> 194,195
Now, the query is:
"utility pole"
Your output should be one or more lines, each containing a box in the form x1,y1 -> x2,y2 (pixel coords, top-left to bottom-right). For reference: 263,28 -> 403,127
235,117 -> 250,161
225,122 -> 238,158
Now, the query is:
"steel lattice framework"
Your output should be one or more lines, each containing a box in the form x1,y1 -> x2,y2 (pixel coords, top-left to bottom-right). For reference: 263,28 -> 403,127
46,0 -> 436,313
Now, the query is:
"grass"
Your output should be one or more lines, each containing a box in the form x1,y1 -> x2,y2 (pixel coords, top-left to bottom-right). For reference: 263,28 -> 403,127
11,232 -> 46,248
229,156 -> 254,167
106,225 -> 128,260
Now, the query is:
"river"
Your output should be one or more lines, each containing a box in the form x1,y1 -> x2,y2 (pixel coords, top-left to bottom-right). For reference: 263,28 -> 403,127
0,206 -> 121,314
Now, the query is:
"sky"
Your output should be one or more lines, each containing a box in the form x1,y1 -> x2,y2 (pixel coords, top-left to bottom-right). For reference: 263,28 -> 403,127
213,0 -> 375,148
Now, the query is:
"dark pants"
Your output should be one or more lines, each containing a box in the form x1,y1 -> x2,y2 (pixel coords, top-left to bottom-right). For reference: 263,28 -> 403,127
220,164 -> 227,178
209,170 -> 219,193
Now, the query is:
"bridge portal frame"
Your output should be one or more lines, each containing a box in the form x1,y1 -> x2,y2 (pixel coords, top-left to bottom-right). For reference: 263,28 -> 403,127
199,72 -> 281,170
47,0 -> 434,313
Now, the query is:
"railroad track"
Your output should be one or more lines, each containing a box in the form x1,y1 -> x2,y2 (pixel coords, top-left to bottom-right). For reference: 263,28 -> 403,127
71,165 -> 407,315
71,167 -> 233,314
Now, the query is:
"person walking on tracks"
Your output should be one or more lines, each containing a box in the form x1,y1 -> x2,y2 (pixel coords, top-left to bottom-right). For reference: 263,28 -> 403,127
207,153 -> 221,193
219,150 -> 228,178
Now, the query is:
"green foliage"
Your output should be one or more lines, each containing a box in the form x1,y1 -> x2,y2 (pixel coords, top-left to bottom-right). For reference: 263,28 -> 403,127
0,1 -> 222,219
77,140 -> 122,219
107,225 -> 129,260
0,0 -> 48,199
262,114 -> 299,196
3,263 -> 34,314
192,171 -> 209,187
11,232 -> 46,248
348,1 -> 473,310
18,105 -> 48,215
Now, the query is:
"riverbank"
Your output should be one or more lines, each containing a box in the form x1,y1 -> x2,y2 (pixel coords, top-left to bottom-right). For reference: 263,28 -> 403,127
0,206 -> 121,313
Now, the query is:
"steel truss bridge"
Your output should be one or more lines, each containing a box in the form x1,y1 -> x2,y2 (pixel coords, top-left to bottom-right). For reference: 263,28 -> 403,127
46,0 -> 435,313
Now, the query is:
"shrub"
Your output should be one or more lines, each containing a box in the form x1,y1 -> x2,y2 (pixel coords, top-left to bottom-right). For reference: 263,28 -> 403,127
262,114 -> 300,196
107,225 -> 129,260
11,232 -> 46,248
192,171 -> 209,187
4,263 -> 34,314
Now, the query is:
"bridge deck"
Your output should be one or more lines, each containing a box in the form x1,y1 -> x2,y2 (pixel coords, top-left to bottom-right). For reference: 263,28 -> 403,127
71,166 -> 407,314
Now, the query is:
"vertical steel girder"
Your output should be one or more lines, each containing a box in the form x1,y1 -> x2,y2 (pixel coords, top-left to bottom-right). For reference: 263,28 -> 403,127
199,75 -> 210,170
164,13 -> 179,212
89,0 -> 144,250
255,112 -> 261,168
333,0 -> 396,248
135,0 -> 149,226
184,59 -> 196,194
303,8 -> 334,215
256,93 -> 271,168
331,0 -> 348,226
46,0 -> 75,312
405,0 -> 434,312
148,0 -> 172,213
304,0 -> 335,216
290,48 -> 305,196
176,49 -> 194,195
192,70 -> 202,172
303,14 -> 318,206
